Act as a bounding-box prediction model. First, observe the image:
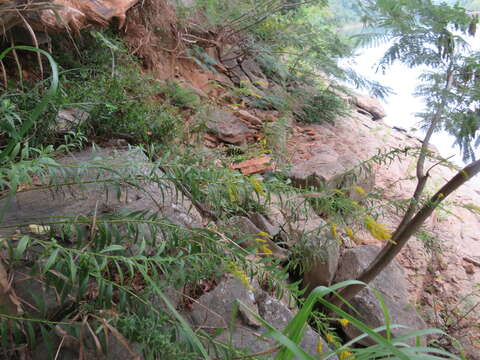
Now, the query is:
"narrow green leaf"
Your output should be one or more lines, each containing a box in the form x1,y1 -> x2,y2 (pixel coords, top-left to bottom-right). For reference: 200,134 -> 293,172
43,248 -> 60,274
68,254 -> 77,284
100,244 -> 125,254
14,236 -> 30,260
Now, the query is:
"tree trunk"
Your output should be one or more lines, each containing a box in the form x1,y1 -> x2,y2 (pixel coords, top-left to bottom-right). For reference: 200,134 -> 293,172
332,159 -> 480,306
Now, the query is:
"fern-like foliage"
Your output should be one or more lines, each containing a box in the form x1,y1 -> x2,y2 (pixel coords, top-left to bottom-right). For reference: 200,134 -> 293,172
357,0 -> 480,161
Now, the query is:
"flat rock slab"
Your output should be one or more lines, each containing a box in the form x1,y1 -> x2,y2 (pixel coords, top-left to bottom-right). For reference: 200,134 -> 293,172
0,147 -> 202,236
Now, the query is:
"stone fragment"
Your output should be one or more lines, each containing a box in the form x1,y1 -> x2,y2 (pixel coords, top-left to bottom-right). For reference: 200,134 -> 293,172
188,277 -> 258,331
235,109 -> 263,126
288,147 -> 375,197
225,216 -> 287,259
239,58 -> 269,88
463,262 -> 475,275
56,107 -> 89,132
231,156 -> 273,175
289,150 -> 347,188
248,212 -> 280,237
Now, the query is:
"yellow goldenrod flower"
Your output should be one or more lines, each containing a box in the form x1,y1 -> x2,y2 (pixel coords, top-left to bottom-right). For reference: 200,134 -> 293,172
339,351 -> 354,359
316,340 -> 324,354
257,231 -> 272,239
333,189 -> 345,195
330,222 -> 338,240
338,318 -> 350,327
255,80 -> 269,87
258,245 -> 273,255
351,186 -> 366,195
226,262 -> 253,290
345,227 -> 355,240
325,333 -> 335,344
227,184 -> 239,203
364,216 -> 392,242
254,237 -> 267,243
249,176 -> 266,196
345,227 -> 363,244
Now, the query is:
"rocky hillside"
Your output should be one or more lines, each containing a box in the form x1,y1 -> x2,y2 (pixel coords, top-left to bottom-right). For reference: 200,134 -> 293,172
288,104 -> 480,356
1,1 -> 479,359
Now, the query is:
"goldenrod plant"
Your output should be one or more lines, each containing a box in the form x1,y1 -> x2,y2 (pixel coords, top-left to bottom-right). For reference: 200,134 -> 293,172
0,2 -> 476,358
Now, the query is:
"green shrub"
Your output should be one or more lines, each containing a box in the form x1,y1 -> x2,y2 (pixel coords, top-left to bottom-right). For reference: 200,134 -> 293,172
294,88 -> 348,124
256,52 -> 292,82
117,313 -> 196,360
48,32 -> 189,145
159,80 -> 200,108
249,92 -> 292,111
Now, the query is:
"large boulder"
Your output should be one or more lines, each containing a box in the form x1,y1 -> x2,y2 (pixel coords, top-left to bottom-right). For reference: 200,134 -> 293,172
333,245 -> 427,346
0,147 -> 202,237
0,147 -> 203,331
206,108 -> 256,145
11,266 -> 60,318
289,149 -> 346,189
353,94 -> 387,120
188,277 -> 337,359
288,147 -> 375,195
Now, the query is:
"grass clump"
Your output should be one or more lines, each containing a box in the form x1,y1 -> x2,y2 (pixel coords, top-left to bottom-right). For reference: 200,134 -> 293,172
47,30 -> 200,146
159,80 -> 201,108
117,312 -> 196,360
293,88 -> 348,124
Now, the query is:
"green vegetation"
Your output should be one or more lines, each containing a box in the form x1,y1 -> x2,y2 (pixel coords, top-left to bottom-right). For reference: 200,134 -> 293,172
0,0 -> 479,359
335,0 -> 480,320
293,88 -> 348,124
52,32 -> 200,146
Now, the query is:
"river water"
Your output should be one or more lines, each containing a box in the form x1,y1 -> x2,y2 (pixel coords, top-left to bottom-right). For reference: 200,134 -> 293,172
349,43 -> 480,169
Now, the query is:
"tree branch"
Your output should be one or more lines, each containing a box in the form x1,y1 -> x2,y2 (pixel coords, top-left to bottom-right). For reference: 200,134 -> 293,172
385,64 -> 455,243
